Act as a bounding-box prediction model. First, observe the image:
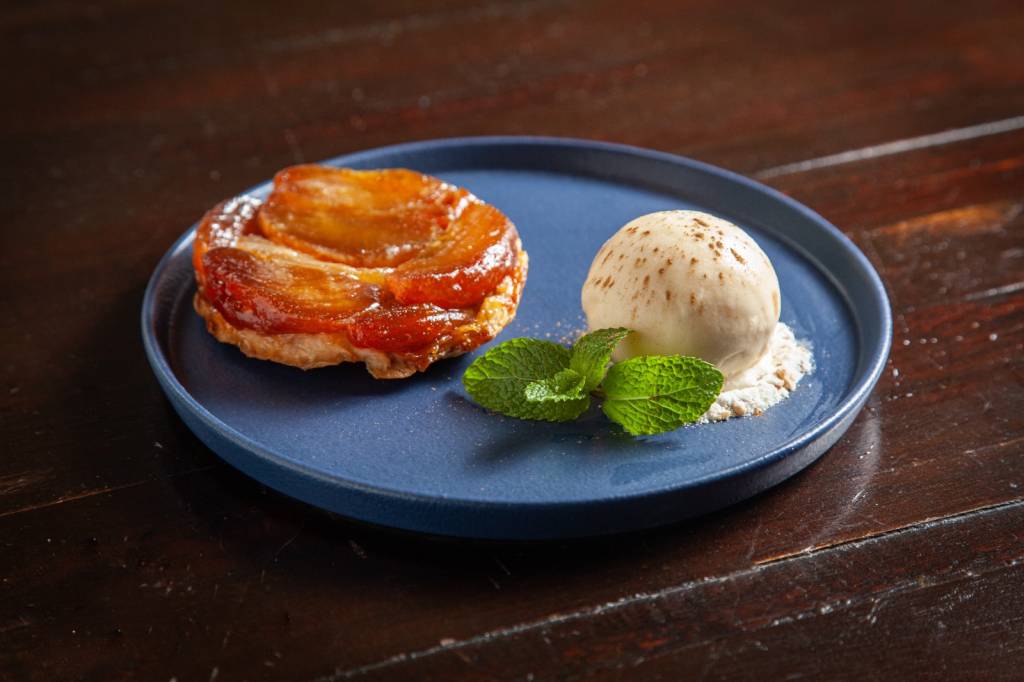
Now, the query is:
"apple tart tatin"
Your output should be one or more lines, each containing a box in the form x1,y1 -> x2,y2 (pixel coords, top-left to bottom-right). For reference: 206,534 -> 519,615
192,166 -> 527,379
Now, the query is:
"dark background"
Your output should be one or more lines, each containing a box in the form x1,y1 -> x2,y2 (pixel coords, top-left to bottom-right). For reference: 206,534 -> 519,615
2,1 -> 1023,680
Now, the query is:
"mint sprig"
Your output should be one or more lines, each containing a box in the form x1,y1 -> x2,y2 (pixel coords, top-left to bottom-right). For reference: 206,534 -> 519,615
525,368 -> 586,403
462,329 -> 724,436
570,327 -> 630,391
601,356 -> 724,435
461,338 -> 589,422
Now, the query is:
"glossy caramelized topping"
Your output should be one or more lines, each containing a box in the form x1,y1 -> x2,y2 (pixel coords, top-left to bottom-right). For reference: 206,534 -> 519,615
259,166 -> 470,268
193,166 -> 522,353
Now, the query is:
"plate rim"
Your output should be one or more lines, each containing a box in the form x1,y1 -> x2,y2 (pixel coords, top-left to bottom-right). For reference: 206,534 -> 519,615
141,135 -> 892,530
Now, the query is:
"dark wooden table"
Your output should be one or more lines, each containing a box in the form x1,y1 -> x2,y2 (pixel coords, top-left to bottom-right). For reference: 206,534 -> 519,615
4,1 -> 1023,679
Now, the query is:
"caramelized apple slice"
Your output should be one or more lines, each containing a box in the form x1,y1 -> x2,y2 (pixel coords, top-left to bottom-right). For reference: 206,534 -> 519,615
387,201 -> 519,308
346,304 -> 475,353
202,243 -> 381,335
259,165 -> 469,268
194,196 -> 378,334
192,195 -> 262,289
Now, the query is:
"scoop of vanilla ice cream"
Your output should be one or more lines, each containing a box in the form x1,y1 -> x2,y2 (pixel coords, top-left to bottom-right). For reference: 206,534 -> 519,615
581,210 -> 780,380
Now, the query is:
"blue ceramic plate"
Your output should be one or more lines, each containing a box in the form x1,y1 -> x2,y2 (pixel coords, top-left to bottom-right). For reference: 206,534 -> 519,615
142,137 -> 891,539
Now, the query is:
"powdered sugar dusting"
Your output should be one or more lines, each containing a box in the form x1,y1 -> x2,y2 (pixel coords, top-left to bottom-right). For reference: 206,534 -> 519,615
698,323 -> 813,423
524,314 -> 589,346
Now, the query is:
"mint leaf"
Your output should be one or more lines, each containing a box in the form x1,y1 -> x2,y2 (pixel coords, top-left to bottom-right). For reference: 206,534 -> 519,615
601,356 -> 724,436
463,339 -> 590,422
570,327 -> 631,391
525,368 -> 586,403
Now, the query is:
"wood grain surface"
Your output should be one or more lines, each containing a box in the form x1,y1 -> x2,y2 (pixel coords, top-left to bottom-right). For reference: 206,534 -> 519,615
2,1 -> 1022,680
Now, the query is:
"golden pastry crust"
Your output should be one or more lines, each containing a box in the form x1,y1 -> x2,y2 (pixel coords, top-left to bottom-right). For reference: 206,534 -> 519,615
194,244 -> 527,379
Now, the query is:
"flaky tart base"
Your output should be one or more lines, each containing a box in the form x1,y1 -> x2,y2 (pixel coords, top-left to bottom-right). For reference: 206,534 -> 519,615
194,246 -> 527,379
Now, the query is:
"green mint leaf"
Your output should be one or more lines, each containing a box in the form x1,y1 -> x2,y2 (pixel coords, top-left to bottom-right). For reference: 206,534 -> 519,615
601,356 -> 724,436
463,338 -> 590,422
570,327 -> 631,391
524,368 -> 586,403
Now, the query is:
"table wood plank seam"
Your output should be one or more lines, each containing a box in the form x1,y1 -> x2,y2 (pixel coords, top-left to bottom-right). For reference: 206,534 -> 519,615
751,489 -> 1024,566
0,464 -> 218,520
755,115 -> 1024,179
262,0 -> 571,56
964,280 -> 1024,302
320,497 -> 1024,680
0,0 -> 567,50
